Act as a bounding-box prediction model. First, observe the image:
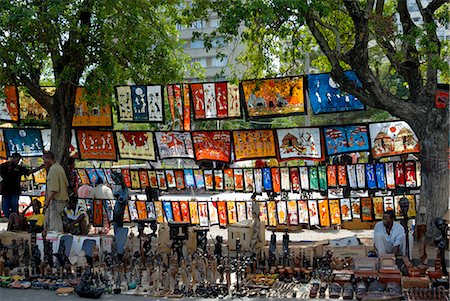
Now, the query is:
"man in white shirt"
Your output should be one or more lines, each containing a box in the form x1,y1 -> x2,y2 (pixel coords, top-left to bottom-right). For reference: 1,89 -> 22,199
373,210 -> 406,256
63,196 -> 88,235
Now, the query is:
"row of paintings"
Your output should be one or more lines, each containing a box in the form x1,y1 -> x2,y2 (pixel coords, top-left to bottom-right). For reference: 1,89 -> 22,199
74,161 -> 421,193
68,194 -> 418,228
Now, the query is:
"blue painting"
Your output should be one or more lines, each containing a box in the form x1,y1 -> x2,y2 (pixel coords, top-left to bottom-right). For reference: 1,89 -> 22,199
365,164 -> 377,189
184,169 -> 196,188
323,125 -> 370,155
3,128 -> 44,157
95,169 -> 107,184
85,168 -> 98,185
375,163 -> 386,189
163,201 -> 174,221
262,167 -> 272,191
307,71 -> 365,114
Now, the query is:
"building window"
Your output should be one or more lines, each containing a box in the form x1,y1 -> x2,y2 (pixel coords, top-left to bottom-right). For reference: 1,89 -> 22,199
212,37 -> 226,48
190,39 -> 204,49
192,58 -> 207,68
190,20 -> 205,29
210,19 -> 220,28
211,56 -> 228,67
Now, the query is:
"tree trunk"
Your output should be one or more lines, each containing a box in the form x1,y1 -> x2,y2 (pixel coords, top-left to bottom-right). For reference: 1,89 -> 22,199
414,123 -> 449,238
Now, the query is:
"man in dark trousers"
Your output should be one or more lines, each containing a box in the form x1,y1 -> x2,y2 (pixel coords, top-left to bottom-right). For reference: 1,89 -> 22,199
0,152 -> 44,218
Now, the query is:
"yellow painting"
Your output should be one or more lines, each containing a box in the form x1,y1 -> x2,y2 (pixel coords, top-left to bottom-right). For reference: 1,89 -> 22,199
233,130 -> 277,161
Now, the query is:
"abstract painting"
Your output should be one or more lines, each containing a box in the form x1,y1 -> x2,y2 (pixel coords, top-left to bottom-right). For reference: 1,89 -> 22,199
0,86 -> 19,123
116,131 -> 155,161
369,121 -> 420,158
76,129 -> 117,161
323,125 -> 369,155
192,131 -> 231,162
307,71 -> 365,114
233,130 -> 277,161
241,76 -> 305,119
3,128 -> 44,157
155,132 -> 194,159
276,127 -> 322,160
115,85 -> 164,122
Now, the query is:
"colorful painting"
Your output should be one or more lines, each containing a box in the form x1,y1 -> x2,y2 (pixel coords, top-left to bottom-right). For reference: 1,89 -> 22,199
244,169 -> 254,192
130,170 -> 140,189
154,201 -> 164,223
121,169 -> 131,188
165,170 -> 176,188
180,201 -> 190,223
156,170 -> 167,190
318,199 -> 330,227
33,168 -> 46,184
72,88 -> 113,127
308,200 -> 319,226
297,200 -> 309,224
183,85 -> 191,130
254,169 -> 263,193
76,129 -> 117,161
258,201 -> 268,225
0,86 -> 19,122
204,170 -> 214,190
236,201 -> 247,222
337,165 -> 347,187
323,125 -> 369,155
375,163 -> 386,189
116,131 -> 155,161
166,84 -> 184,129
289,167 -> 300,192
267,201 -> 277,226
318,166 -> 327,191
241,76 -> 305,118
198,202 -> 209,226
19,86 -> 53,125
262,167 -> 272,191
171,202 -> 182,222
309,167 -> 319,190
365,164 -> 377,189
193,170 -> 205,189
299,167 -> 309,190
115,85 -> 164,122
329,199 -> 341,225
77,169 -> 90,185
174,170 -> 185,190
192,131 -> 231,162
383,196 -> 395,213
224,168 -> 234,190
0,130 -> 8,158
280,168 -> 290,191
217,201 -> 228,226
340,198 -> 352,221
136,201 -> 147,220
356,164 -> 366,189
208,202 -> 219,225
3,128 -> 44,157
234,169 -> 244,191
227,202 -> 237,224
277,201 -> 287,224
163,201 -> 174,221
146,202 -> 156,219
351,198 -> 361,219
228,83 -> 241,117
405,161 -> 417,188
369,121 -> 420,158
155,132 -> 194,159
41,129 -> 79,158
272,168 -> 282,193
147,170 -> 158,189
214,169 -> 224,190
307,71 -> 365,114
95,169 -> 107,184
287,200 -> 298,225
327,165 -> 337,187
347,165 -> 357,189
92,200 -> 103,227
372,197 -> 384,220
394,195 -> 416,218
233,130 -> 277,161
395,162 -> 405,187
361,198 -> 373,222
276,127 -> 322,160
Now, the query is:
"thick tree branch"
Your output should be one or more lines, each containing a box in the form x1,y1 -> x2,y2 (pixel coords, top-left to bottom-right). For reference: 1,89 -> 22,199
19,75 -> 53,111
426,0 -> 446,13
310,15 -> 341,55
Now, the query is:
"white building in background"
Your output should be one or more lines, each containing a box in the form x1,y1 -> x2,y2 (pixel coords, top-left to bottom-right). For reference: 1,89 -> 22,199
177,16 -> 247,82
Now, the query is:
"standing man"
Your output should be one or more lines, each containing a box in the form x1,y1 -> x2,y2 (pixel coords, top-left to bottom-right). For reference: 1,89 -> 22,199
0,152 -> 44,218
373,210 -> 406,256
43,151 -> 69,232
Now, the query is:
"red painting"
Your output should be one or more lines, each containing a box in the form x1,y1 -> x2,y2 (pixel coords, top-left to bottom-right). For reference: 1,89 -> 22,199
183,85 -> 191,131
405,161 -> 417,188
337,165 -> 347,186
136,201 -> 147,220
271,167 -> 281,193
327,165 -> 337,187
180,201 -> 190,223
395,162 -> 405,187
139,169 -> 150,189
76,129 -> 117,161
175,170 -> 185,190
93,199 -> 103,227
435,89 -> 448,109
217,201 -> 228,226
172,202 -> 182,222
0,86 -> 19,122
192,131 -> 231,163
121,169 -> 132,188
289,167 -> 300,192
190,83 -> 206,119
215,82 -> 228,118
318,199 -> 330,227
166,84 -> 183,129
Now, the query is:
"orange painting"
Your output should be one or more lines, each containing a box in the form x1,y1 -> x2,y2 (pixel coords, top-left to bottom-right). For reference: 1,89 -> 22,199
138,170 -> 150,189
0,130 -> 7,159
72,88 -> 113,127
226,202 -> 237,224
318,199 -> 331,227
189,201 -> 200,224
136,200 -> 147,220
192,131 -> 231,162
0,86 -> 19,122
76,129 -> 117,161
329,199 -> 341,225
233,130 -> 277,161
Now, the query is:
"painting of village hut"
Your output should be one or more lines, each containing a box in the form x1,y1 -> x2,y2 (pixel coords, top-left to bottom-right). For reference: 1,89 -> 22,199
276,127 -> 322,160
241,76 -> 305,118
369,121 -> 420,158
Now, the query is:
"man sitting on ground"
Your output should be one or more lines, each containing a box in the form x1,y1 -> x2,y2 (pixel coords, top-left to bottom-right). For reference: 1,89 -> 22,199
63,196 -> 89,235
7,198 -> 45,232
373,210 -> 406,256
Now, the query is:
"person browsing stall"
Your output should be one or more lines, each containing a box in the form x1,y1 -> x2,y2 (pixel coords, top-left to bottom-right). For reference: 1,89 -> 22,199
373,210 -> 406,256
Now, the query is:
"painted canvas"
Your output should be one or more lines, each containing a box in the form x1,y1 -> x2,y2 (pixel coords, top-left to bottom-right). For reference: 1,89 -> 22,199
365,164 -> 377,189
323,125 -> 369,155
276,127 -> 322,160
258,201 -> 268,225
228,83 -> 241,117
116,85 -> 164,122
155,132 -> 194,159
277,201 -> 288,224
318,166 -> 327,191
299,167 -> 309,190
3,128 -> 44,157
233,130 -> 277,161
372,197 -> 384,220
337,165 -> 347,186
165,170 -> 176,188
154,201 -> 164,223
340,198 -> 352,221
208,202 -> 219,225
174,170 -> 185,190
327,165 -> 337,187
0,130 -> 7,159
172,202 -> 182,222
280,167 -> 290,191
19,86 -> 53,125
217,201 -> 228,226
41,129 -> 78,158
262,167 -> 272,191
198,202 -> 209,227
214,169 -> 224,190
166,84 -> 184,129
72,88 -> 113,127
329,199 -> 341,225
0,86 -> 19,122
148,170 -> 159,189
244,169 -> 254,192
193,170 -> 205,189
227,202 -> 237,224
116,131 -> 155,161
183,85 -> 191,130
307,71 -> 365,114
224,168 -> 234,191
138,170 -> 150,189
234,169 -> 244,191
204,170 -> 214,190
136,201 -> 147,220
369,121 -> 420,158
78,169 -> 90,185
375,163 -> 387,189
361,198 -> 373,221
271,167 -> 281,193
254,169 -> 263,193
180,201 -> 190,223
309,167 -> 319,190
395,162 -> 405,187
356,164 -> 366,189
289,167 -> 300,192
318,199 -> 331,227
347,165 -> 358,189
383,196 -> 395,213
192,131 -> 231,162
287,200 -> 298,225
163,201 -> 174,221
267,201 -> 277,226
405,161 -> 417,188
308,200 -> 319,226
156,170 -> 167,190
130,170 -> 140,189
189,202 -> 200,224
298,200 -> 309,224
146,202 -> 156,219
76,129 -> 117,161
351,198 -> 361,219
184,169 -> 195,188
236,201 -> 247,222
115,86 -> 133,121
121,169 -> 131,188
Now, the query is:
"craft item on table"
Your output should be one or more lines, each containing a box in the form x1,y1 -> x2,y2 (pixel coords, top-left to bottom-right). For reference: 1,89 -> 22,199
299,166 -> 309,190
287,200 -> 298,225
360,198 -> 373,221
329,199 -> 342,225
351,198 -> 361,219
76,129 -> 117,161
347,164 -> 357,189
369,121 -> 420,158
258,201 -> 268,225
254,169 -> 263,193
121,169 -> 132,188
307,71 -> 364,114
394,162 -> 405,187
223,168 -> 234,191
289,167 -> 300,192
165,170 -> 176,188
208,202 -> 219,225
171,201 -> 182,222
337,165 -> 347,187
4,128 -> 44,157
309,166 -> 319,190
178,201 -> 190,223
372,197 -> 384,220
155,132 -> 194,159
233,169 -> 244,191
198,202 -> 209,227
405,161 -> 417,188
189,202 -> 200,224
154,201 -> 164,223
214,169 -> 224,190
365,164 -> 377,189
166,84 -> 183,129
326,165 -> 337,187
318,166 -> 327,191
271,167 -> 281,193
375,163 -> 387,189
241,76 -> 305,118
243,169 -> 254,192
184,169 -> 195,188
340,198 -> 352,221
323,124 -> 369,155
356,164 -> 366,189
130,170 -> 141,189
203,170 -> 214,190
308,200 -> 319,225
174,170 -> 185,190
193,169 -> 205,189
226,202 -> 237,224
277,201 -> 288,225
217,202 -> 228,226
232,129 -> 277,161
275,127 -> 322,161
267,201 -> 277,226
0,85 -> 19,123
192,131 -> 232,163
318,199 -> 331,227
